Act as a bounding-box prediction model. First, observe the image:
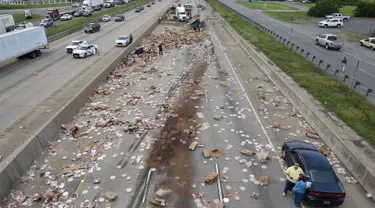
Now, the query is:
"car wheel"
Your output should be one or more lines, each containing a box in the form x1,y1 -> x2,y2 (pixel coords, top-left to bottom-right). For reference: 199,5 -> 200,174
281,149 -> 286,160
315,39 -> 319,45
337,24 -> 341,28
36,50 -> 41,57
84,53 -> 88,58
344,18 -> 348,22
85,31 -> 88,33
360,42 -> 363,46
371,46 -> 374,50
324,24 -> 328,28
325,44 -> 330,50
30,51 -> 36,59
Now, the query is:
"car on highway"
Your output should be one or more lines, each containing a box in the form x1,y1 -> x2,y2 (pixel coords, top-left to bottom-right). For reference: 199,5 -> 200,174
83,10 -> 93,17
147,3 -> 151,7
116,34 -> 133,47
318,18 -> 343,28
140,5 -> 145,10
315,34 -> 344,50
360,37 -> 375,50
135,7 -> 141,12
40,18 -> 54,28
152,1 -> 155,4
302,0 -> 312,3
84,23 -> 101,33
115,14 -> 125,22
66,40 -> 88,54
102,15 -> 112,22
61,14 -> 73,21
281,141 -> 346,206
325,13 -> 350,22
104,2 -> 115,8
72,3 -> 81,7
74,10 -> 84,17
72,44 -> 98,59
93,5 -> 102,11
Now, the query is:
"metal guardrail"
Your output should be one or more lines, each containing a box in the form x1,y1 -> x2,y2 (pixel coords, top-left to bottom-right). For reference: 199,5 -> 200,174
216,1 -> 375,103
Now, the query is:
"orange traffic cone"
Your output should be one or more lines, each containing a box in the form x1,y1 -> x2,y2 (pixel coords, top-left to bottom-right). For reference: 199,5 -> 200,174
34,72 -> 38,76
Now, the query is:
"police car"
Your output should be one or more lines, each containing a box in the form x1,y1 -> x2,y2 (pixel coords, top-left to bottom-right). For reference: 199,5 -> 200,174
72,44 -> 98,58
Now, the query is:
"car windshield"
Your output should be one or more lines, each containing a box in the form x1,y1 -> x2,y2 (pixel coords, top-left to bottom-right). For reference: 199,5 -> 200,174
119,36 -> 129,40
309,170 -> 336,183
78,46 -> 88,50
71,42 -> 80,45
104,15 -> 110,18
116,15 -> 123,17
42,19 -> 48,23
327,36 -> 338,41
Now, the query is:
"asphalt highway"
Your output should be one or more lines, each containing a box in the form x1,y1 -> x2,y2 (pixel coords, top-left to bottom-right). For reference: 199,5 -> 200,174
0,0 -> 172,136
218,0 -> 375,91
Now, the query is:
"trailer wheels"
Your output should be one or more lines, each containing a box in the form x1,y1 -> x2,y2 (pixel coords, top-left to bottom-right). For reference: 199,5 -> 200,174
36,50 -> 41,57
30,51 -> 37,59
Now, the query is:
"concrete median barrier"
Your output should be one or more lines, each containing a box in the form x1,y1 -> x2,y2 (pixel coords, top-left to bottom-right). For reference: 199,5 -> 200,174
0,6 -> 170,201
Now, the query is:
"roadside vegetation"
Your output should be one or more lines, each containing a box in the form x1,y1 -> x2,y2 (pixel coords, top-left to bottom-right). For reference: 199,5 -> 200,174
237,2 -> 299,10
0,2 -> 73,9
208,0 -> 375,146
46,0 -> 148,37
264,11 -> 314,24
13,13 -> 43,23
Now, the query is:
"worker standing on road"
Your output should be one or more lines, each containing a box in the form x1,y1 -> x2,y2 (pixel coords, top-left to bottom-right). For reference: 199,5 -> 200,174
293,175 -> 311,208
341,56 -> 347,72
158,43 -> 163,55
283,163 -> 309,197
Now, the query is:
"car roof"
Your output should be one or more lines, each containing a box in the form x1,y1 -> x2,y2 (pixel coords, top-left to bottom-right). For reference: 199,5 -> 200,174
321,34 -> 337,36
297,150 -> 332,170
119,35 -> 129,38
285,141 -> 319,151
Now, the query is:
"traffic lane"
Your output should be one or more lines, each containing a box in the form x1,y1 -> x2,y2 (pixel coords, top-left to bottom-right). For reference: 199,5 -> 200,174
200,20 -> 293,207
208,10 -> 375,208
1,26 -> 190,208
219,0 -> 375,84
0,0 -> 171,133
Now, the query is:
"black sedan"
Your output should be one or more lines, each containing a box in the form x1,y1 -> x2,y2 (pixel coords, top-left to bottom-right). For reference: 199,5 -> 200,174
282,141 -> 346,206
74,11 -> 84,17
135,7 -> 141,12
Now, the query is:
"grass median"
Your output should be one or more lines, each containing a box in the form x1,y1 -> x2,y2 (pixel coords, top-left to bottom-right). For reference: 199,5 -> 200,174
238,2 -> 299,11
0,3 -> 72,9
45,0 -> 149,37
208,0 -> 375,146
13,13 -> 42,23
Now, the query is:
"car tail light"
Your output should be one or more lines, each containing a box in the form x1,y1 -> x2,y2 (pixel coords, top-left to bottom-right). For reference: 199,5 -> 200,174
309,192 -> 345,198
330,42 -> 333,45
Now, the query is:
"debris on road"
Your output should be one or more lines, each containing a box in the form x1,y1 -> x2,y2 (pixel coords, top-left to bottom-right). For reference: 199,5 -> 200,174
104,191 -> 118,201
318,146 -> 330,156
203,150 -> 211,158
240,148 -> 255,156
189,141 -> 199,150
305,132 -> 320,139
150,197 -> 166,207
205,172 -> 218,184
255,176 -> 269,186
210,149 -> 224,158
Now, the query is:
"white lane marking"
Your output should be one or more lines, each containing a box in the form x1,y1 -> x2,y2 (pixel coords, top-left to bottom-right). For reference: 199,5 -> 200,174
208,17 -> 306,208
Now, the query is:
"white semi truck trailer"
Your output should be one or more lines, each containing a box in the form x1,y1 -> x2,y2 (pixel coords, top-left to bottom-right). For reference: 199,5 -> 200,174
0,27 -> 49,63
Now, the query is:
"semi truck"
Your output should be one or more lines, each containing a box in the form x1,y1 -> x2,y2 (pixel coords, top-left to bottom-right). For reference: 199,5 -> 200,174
0,27 -> 49,63
0,14 -> 16,33
82,0 -> 104,8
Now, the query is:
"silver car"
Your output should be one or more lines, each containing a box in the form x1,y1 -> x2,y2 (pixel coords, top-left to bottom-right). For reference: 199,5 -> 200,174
315,34 -> 344,50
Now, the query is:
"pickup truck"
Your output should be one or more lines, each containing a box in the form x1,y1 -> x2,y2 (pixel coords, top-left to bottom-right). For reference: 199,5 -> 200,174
360,37 -> 375,50
315,34 -> 344,50
325,13 -> 350,22
318,18 -> 343,28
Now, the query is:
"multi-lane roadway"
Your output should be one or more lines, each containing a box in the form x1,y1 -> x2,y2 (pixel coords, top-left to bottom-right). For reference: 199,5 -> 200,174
0,0 -> 172,157
218,0 -> 375,91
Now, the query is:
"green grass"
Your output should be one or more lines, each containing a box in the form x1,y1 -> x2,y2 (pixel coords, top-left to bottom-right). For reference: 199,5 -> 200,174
46,0 -> 149,37
264,11 -> 314,24
207,0 -> 375,146
0,3 -> 73,10
12,13 -> 42,23
238,2 -> 299,11
266,5 -> 357,23
338,32 -> 367,42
